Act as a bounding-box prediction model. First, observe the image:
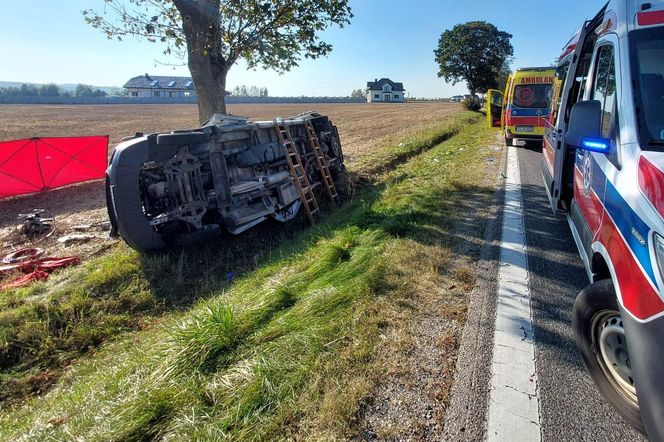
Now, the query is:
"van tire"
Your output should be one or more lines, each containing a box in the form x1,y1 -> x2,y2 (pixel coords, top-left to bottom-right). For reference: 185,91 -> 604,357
505,136 -> 513,146
572,279 -> 645,434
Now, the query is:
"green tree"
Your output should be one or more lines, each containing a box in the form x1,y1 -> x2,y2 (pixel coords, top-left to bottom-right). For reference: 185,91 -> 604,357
76,84 -> 94,97
84,0 -> 353,124
350,88 -> 364,98
20,84 -> 38,96
433,21 -> 513,96
38,83 -> 61,97
0,87 -> 20,97
496,61 -> 512,93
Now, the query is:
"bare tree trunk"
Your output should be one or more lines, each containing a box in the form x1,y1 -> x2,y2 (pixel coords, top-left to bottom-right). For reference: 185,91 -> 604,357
174,0 -> 228,125
188,54 -> 228,124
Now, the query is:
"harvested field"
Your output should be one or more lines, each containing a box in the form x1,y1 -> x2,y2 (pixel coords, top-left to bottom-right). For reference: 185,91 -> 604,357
0,102 -> 460,260
0,102 -> 461,157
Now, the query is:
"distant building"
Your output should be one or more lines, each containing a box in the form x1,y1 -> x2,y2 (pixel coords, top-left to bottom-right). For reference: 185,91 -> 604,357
366,78 -> 405,103
449,94 -> 474,102
123,74 -> 197,98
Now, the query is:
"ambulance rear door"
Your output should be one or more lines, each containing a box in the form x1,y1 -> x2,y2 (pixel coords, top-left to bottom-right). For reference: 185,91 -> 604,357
487,89 -> 503,128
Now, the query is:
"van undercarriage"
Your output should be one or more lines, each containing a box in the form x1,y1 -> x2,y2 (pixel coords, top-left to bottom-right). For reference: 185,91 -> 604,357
105,112 -> 344,252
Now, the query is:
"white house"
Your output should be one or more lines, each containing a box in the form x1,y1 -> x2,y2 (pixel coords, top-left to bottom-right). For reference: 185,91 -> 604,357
123,74 -> 197,98
366,78 -> 405,103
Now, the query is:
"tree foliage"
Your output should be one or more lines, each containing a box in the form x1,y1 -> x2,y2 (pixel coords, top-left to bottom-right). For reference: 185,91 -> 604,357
496,61 -> 512,94
76,84 -> 107,97
350,88 -> 365,98
0,84 -> 36,97
0,83 -> 71,98
37,83 -> 62,97
462,97 -> 481,111
230,85 -> 268,97
83,0 -> 353,123
434,21 -> 513,96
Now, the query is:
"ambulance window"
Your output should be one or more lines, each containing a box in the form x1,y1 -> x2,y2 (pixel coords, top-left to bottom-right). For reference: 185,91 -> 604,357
564,34 -> 597,123
549,60 -> 570,125
592,45 -> 616,139
630,26 -> 664,148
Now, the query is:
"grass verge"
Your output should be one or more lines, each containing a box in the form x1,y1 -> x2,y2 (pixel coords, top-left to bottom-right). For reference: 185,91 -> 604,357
0,112 -> 499,439
0,111 -> 479,407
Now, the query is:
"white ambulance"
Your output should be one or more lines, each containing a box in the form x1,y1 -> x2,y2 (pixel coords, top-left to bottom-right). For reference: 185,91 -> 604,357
543,0 -> 664,438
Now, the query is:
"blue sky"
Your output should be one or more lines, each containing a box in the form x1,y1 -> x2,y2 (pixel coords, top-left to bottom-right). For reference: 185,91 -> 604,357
0,0 -> 603,97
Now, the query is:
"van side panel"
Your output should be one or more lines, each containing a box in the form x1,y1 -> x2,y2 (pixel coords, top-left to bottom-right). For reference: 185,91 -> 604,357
543,137 -> 555,175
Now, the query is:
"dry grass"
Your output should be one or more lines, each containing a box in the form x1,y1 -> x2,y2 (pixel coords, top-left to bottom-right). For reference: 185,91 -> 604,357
0,102 -> 460,261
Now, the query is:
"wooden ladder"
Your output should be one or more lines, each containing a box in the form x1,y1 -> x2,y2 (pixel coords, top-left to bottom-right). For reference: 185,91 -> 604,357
304,120 -> 338,203
274,121 -> 319,224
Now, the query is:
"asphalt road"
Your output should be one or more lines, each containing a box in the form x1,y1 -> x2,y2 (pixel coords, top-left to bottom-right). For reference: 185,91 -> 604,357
516,144 -> 645,441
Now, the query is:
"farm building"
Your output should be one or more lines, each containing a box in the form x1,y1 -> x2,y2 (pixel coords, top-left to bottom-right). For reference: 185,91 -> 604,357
366,78 -> 405,103
123,74 -> 197,98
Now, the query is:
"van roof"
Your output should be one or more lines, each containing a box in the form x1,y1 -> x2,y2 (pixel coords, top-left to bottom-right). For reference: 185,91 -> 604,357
557,0 -> 664,63
515,67 -> 555,72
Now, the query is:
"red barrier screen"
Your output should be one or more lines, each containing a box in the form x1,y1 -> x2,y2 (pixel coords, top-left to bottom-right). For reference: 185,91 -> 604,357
0,136 -> 108,199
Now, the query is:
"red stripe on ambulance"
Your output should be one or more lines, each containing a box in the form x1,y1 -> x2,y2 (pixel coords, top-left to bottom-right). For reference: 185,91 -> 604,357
598,214 -> 664,320
638,156 -> 664,221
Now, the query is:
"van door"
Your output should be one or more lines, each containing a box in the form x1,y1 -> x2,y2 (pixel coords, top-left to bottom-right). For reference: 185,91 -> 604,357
487,89 -> 503,128
542,62 -> 569,198
550,7 -> 606,213
501,74 -> 513,134
571,41 -> 618,265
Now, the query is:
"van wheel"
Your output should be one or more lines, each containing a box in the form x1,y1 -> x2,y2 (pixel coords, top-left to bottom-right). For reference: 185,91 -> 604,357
505,136 -> 513,146
572,279 -> 645,434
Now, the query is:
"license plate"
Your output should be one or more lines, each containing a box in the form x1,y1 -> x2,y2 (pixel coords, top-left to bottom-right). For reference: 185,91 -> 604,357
515,126 -> 534,133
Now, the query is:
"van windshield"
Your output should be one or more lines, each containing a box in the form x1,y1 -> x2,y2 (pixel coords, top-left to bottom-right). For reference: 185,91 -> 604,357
630,27 -> 664,148
512,84 -> 552,108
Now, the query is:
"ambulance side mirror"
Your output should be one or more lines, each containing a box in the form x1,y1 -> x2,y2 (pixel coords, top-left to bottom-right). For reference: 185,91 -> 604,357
566,100 -> 608,153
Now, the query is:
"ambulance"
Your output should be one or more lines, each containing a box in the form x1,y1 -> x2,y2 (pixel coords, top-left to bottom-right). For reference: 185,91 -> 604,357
487,67 -> 555,145
542,1 -> 664,438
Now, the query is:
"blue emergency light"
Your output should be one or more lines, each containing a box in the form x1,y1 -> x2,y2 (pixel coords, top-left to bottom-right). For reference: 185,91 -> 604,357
581,137 -> 610,153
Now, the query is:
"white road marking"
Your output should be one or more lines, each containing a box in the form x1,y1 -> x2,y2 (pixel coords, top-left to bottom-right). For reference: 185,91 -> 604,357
487,145 -> 541,441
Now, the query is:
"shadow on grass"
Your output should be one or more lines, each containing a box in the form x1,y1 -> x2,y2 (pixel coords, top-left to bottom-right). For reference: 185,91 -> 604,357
137,168 -> 367,305
138,143 -> 587,381
138,176 -> 495,308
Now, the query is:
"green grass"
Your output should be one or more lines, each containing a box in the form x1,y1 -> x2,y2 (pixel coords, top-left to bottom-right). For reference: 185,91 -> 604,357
0,112 -> 499,440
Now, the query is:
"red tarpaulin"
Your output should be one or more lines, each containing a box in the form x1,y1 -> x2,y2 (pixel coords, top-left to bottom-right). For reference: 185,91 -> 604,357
0,136 -> 108,199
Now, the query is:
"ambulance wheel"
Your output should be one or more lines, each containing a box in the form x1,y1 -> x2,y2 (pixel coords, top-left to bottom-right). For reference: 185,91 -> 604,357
505,136 -> 513,146
573,279 -> 645,434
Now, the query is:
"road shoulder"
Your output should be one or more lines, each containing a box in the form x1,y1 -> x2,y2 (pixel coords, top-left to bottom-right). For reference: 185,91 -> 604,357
442,137 -> 506,440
